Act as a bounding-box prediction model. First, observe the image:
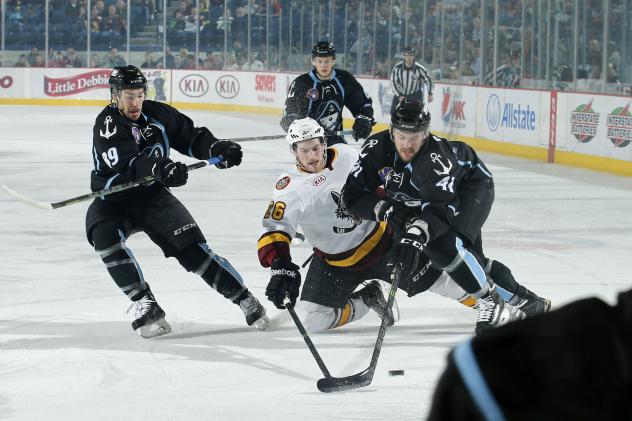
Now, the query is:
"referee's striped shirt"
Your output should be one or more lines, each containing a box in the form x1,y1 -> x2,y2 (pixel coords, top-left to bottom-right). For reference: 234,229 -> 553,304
390,61 -> 434,100
484,64 -> 521,87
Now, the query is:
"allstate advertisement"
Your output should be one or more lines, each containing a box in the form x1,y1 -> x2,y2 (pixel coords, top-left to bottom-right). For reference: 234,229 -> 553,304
476,87 -> 548,147
561,93 -> 632,162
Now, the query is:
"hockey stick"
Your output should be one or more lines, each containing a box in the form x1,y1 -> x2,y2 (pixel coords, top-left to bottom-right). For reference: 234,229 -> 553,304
232,134 -> 293,143
232,131 -> 352,143
316,263 -> 401,393
1,156 -> 224,210
284,298 -> 332,378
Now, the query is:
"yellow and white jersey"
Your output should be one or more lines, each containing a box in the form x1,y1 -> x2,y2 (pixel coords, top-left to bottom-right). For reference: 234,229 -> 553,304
258,144 -> 389,270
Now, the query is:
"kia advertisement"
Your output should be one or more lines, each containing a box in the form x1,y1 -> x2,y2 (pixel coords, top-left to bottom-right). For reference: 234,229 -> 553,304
215,74 -> 239,99
179,73 -> 209,98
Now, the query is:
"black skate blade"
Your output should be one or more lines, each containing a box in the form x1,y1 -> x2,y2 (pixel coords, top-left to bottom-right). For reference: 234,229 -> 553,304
316,370 -> 372,393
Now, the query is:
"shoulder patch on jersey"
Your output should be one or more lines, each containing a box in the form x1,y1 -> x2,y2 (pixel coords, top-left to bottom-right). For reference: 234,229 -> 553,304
312,175 -> 327,186
131,126 -> 141,144
276,175 -> 291,190
378,167 -> 394,183
307,88 -> 319,101
99,115 -> 117,140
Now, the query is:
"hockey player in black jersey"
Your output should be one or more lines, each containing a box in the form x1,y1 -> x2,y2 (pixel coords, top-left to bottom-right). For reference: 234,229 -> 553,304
341,98 -> 550,335
280,41 -> 375,146
429,288 -> 632,420
85,65 -> 268,338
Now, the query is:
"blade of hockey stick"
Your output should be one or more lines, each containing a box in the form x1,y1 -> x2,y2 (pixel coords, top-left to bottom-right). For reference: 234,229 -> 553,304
316,368 -> 372,393
1,184 -> 55,210
316,264 -> 402,393
2,156 -> 223,210
285,298 -> 331,378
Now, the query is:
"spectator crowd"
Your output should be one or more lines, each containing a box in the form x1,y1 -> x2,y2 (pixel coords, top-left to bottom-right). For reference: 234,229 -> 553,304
1,0 -> 627,92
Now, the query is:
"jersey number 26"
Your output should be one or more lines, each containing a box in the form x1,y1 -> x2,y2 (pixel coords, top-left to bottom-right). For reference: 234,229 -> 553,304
263,201 -> 286,220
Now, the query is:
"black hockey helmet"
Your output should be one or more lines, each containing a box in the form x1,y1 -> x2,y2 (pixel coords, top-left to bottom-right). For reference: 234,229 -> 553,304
312,41 -> 336,59
391,98 -> 431,132
402,46 -> 416,56
109,65 -> 147,95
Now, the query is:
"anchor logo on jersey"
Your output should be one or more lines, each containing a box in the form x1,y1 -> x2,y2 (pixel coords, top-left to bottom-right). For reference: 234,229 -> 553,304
430,152 -> 453,175
384,169 -> 404,189
141,125 -> 154,140
330,191 -> 361,234
315,100 -> 341,132
100,116 -> 117,140
322,84 -> 339,99
360,138 -> 379,158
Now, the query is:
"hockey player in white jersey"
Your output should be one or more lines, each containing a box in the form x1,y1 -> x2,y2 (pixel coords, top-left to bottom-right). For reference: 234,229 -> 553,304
257,117 -> 478,332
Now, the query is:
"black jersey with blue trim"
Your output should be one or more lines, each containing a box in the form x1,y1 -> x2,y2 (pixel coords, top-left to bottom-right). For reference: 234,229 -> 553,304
341,130 -> 492,242
90,100 -> 214,201
281,69 -> 374,138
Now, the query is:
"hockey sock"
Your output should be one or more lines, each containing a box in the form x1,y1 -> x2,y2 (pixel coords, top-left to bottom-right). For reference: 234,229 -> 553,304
485,260 -> 520,303
426,271 -> 477,307
427,237 -> 488,294
92,223 -> 147,300
175,243 -> 247,303
299,301 -> 370,332
332,298 -> 370,328
458,295 -> 478,308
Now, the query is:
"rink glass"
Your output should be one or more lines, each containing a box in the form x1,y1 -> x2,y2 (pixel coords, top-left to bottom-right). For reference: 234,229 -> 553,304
1,0 -> 629,94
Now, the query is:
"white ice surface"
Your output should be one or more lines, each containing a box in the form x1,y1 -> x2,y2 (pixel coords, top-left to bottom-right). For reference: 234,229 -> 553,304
1,105 -> 631,420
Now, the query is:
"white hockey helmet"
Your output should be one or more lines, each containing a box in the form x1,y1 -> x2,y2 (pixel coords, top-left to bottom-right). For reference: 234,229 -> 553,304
286,117 -> 325,147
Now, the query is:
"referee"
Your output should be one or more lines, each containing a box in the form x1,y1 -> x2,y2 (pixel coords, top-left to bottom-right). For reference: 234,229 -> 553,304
389,46 -> 434,114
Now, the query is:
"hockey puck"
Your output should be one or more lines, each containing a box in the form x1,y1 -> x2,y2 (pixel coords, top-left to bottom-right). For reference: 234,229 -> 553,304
388,370 -> 405,376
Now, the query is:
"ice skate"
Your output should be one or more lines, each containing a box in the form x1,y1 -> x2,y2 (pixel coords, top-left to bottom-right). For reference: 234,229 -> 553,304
475,287 -> 511,335
352,280 -> 400,326
511,286 -> 551,318
239,292 -> 270,330
129,290 -> 172,339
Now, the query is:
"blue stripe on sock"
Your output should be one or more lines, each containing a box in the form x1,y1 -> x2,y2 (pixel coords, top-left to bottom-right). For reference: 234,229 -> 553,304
198,243 -> 244,285
495,285 -> 514,302
117,229 -> 146,286
456,237 -> 487,289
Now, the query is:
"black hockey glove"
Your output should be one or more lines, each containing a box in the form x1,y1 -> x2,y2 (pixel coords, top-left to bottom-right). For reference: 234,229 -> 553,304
192,126 -> 219,145
266,259 -> 301,309
386,219 -> 429,281
209,140 -> 243,169
352,115 -> 373,141
374,200 -> 419,234
153,158 -> 188,187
